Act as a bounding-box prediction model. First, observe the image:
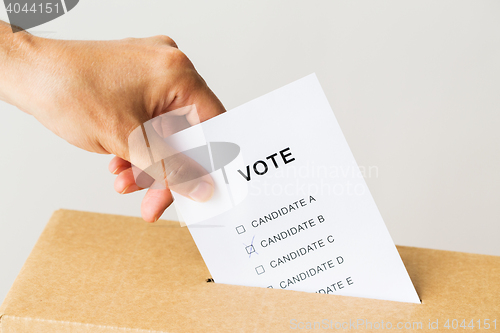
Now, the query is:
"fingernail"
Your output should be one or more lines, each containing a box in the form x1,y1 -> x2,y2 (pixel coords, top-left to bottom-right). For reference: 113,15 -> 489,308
189,181 -> 214,202
112,167 -> 120,174
121,185 -> 130,194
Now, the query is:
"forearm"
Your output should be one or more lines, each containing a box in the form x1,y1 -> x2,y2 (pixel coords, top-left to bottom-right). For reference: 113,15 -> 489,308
0,20 -> 37,106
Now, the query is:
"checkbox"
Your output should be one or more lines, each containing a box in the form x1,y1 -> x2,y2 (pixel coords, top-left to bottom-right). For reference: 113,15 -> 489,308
236,225 -> 246,234
245,245 -> 255,255
255,265 -> 265,275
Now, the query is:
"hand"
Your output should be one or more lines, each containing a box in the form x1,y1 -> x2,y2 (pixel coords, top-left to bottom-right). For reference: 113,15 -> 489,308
0,26 -> 225,222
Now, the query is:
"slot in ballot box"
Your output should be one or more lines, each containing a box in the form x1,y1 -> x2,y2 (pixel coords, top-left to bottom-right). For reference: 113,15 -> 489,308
1,209 -> 499,332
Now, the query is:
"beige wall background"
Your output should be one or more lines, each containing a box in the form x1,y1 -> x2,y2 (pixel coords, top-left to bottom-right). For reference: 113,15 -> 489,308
1,0 -> 499,304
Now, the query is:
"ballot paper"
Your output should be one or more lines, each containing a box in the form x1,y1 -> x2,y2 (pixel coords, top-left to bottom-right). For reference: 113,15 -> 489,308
169,74 -> 420,303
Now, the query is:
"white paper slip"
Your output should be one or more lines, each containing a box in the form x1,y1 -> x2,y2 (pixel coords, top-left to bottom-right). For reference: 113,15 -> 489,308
170,74 -> 420,303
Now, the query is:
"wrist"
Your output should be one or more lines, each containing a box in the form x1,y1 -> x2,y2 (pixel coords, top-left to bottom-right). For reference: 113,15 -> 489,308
0,24 -> 41,108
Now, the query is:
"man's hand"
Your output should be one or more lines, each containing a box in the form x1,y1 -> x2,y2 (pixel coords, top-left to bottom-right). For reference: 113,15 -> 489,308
0,22 -> 225,222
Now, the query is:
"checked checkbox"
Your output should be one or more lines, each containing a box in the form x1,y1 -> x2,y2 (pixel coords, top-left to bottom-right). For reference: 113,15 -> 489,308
245,245 -> 255,255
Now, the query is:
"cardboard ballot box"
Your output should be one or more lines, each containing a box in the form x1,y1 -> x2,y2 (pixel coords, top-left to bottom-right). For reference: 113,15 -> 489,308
1,210 -> 499,332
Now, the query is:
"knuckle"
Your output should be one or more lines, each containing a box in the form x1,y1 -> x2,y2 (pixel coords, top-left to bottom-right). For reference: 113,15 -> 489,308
168,48 -> 190,65
157,48 -> 193,70
154,35 -> 177,48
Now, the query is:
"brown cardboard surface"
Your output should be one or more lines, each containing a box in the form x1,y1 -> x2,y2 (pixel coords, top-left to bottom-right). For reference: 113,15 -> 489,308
1,209 -> 499,332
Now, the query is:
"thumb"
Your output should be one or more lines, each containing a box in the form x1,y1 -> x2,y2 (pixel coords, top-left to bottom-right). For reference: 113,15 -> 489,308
165,79 -> 226,124
128,79 -> 225,202
146,80 -> 226,200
